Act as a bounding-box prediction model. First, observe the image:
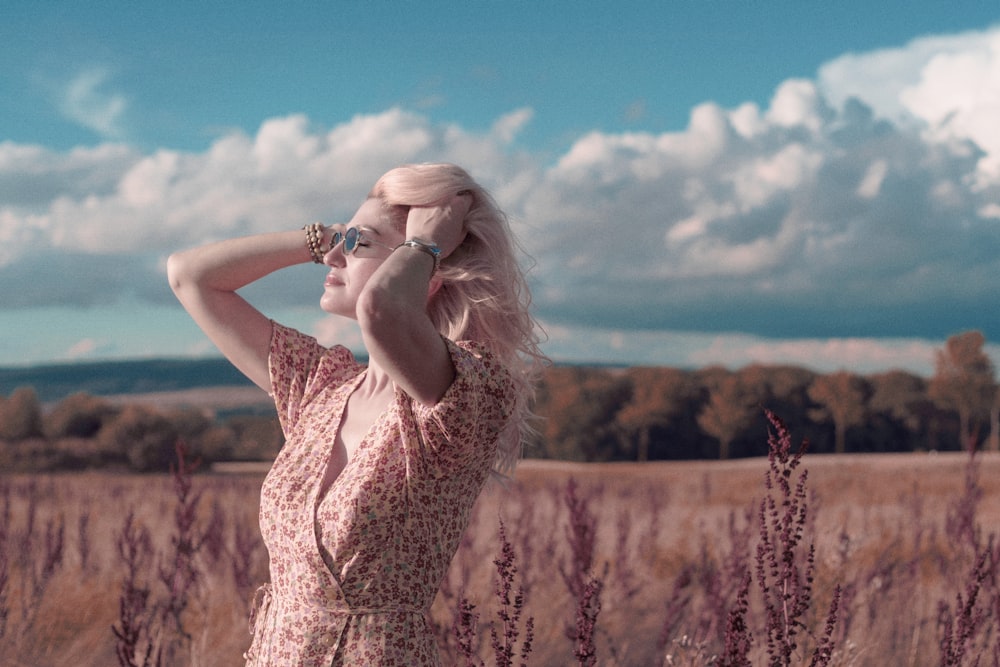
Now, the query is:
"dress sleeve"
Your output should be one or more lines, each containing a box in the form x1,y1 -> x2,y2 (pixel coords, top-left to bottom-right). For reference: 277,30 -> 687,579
268,321 -> 360,435
410,339 -> 517,472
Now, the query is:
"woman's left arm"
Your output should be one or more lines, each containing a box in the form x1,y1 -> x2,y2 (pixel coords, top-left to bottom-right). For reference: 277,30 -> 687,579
356,193 -> 472,405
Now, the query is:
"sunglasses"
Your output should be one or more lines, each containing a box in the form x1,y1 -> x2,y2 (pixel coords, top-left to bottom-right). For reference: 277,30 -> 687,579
330,227 -> 397,256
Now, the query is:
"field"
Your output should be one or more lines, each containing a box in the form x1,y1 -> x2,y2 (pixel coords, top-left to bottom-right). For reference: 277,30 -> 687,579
2,439 -> 999,665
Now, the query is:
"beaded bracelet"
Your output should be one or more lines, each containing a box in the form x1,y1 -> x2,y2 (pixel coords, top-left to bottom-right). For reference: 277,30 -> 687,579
302,222 -> 327,264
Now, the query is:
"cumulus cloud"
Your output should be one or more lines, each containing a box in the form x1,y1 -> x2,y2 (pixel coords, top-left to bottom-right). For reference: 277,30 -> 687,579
0,108 -> 538,309
0,142 -> 137,210
1,25 -> 999,362
818,26 -> 1000,180
2,109 -> 530,258
521,37 -> 1000,340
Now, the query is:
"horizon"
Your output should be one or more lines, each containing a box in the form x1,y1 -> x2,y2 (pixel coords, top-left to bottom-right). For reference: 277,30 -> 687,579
0,340 -> 985,380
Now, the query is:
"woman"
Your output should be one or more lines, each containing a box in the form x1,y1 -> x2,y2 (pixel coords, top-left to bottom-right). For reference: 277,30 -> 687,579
167,163 -> 543,665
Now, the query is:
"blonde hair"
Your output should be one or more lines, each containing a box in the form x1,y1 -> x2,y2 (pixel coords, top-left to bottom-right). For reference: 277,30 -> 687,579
368,163 -> 546,473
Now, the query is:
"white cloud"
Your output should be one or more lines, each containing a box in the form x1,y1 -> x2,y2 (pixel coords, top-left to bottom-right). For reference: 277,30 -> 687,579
689,335 -> 939,374
0,141 -> 137,209
856,160 -> 888,199
0,109 -> 537,259
819,26 -> 1000,181
62,337 -> 115,361
729,102 -> 766,140
520,26 -> 1000,333
311,316 -> 364,351
731,143 -> 822,210
58,67 -> 129,140
765,79 -> 828,132
538,322 -> 990,377
491,107 -> 534,144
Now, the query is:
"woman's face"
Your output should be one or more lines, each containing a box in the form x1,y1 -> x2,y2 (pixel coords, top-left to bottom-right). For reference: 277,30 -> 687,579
319,198 -> 404,318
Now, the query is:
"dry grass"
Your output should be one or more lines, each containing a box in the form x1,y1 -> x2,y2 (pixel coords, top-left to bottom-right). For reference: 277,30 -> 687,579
471,453 -> 1000,666
1,451 -> 999,666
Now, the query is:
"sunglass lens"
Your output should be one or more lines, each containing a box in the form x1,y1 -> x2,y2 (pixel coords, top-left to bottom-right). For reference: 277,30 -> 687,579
344,227 -> 359,254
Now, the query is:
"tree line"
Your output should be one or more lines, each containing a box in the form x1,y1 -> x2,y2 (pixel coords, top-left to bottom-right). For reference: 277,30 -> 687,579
0,391 -> 281,473
0,330 -> 995,471
530,330 -> 997,461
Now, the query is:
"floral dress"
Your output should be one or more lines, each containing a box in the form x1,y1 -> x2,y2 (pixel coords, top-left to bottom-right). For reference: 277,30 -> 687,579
244,323 -> 515,666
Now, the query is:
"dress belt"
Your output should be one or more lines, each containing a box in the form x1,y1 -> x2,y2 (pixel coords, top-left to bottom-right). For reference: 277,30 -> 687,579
244,585 -> 274,664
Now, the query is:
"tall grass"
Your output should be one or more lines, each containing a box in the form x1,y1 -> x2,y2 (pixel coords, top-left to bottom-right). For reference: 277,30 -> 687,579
1,418 -> 999,665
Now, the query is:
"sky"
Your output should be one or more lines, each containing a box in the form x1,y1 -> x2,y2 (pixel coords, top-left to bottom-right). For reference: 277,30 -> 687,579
2,1 -> 1000,376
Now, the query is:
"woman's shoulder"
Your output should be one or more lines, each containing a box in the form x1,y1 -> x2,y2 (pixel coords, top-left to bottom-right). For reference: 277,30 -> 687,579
444,339 -> 517,400
271,321 -> 364,378
449,339 -> 505,370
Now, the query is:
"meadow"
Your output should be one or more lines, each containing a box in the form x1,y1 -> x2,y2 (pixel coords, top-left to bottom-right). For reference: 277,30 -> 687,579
2,420 -> 999,666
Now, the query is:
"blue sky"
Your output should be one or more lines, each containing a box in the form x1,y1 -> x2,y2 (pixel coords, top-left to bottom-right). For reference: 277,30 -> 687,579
2,1 -> 1000,375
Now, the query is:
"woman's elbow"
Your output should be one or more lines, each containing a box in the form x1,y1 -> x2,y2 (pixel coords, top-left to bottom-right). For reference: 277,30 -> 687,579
356,285 -> 398,335
166,251 -> 195,295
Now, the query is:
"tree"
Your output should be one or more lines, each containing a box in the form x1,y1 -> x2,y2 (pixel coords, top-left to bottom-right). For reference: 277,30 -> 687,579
44,392 -> 117,438
226,415 -> 283,460
868,370 -> 933,450
697,372 -> 757,460
535,367 -> 630,461
759,365 -> 817,412
929,331 -> 997,448
615,367 -> 696,461
196,425 -> 238,462
98,404 -> 179,472
0,386 -> 43,440
869,371 -> 927,431
808,372 -> 869,454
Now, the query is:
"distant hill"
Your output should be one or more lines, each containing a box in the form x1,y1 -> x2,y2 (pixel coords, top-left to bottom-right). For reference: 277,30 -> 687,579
0,357 -> 254,403
0,354 -> 606,405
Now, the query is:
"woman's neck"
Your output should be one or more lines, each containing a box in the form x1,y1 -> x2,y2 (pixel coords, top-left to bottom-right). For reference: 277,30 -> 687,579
359,360 -> 396,397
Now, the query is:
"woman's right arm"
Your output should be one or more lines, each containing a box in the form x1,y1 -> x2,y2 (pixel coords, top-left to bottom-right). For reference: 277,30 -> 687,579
166,230 -> 317,393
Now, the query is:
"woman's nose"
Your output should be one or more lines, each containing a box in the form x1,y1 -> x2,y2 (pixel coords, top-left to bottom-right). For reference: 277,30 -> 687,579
323,244 -> 345,267
323,225 -> 347,266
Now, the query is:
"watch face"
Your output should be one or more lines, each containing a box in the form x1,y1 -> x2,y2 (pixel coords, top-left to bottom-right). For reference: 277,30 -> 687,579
410,240 -> 439,254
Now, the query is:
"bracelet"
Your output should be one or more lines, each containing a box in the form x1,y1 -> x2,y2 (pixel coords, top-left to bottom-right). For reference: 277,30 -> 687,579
396,239 -> 442,273
302,222 -> 327,264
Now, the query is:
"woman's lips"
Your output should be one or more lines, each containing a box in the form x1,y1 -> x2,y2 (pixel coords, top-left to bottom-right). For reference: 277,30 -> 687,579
324,272 -> 343,287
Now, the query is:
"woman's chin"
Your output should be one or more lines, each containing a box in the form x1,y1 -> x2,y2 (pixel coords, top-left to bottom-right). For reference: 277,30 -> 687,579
318,295 -> 337,314
319,297 -> 354,318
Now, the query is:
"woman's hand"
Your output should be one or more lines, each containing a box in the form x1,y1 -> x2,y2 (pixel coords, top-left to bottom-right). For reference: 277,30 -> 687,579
404,192 -> 472,258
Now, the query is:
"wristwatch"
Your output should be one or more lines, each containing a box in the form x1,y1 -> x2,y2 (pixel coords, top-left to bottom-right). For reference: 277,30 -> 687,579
397,239 -> 442,273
